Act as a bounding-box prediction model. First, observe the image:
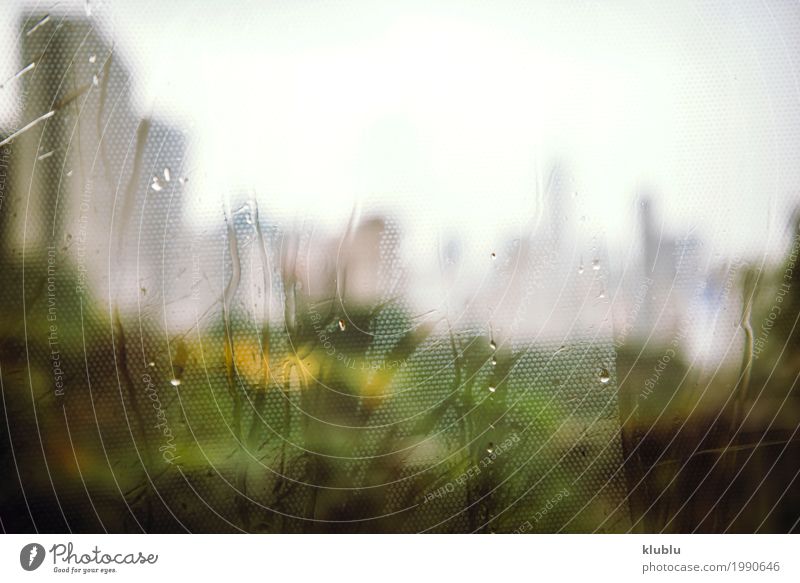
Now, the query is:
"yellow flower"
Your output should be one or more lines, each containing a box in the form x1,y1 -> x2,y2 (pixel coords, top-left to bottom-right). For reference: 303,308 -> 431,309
225,337 -> 271,389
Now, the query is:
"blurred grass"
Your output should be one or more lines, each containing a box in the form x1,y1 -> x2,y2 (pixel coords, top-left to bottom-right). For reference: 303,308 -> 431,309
1,221 -> 799,533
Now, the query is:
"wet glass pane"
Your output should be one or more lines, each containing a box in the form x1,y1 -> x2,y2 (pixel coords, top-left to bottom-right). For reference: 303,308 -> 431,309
1,0 -> 799,533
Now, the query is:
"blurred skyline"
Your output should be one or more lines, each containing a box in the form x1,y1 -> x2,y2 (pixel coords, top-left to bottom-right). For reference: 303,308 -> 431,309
1,0 -> 799,262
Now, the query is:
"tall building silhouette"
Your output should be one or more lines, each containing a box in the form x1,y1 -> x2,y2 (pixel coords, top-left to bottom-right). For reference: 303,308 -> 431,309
2,9 -> 187,309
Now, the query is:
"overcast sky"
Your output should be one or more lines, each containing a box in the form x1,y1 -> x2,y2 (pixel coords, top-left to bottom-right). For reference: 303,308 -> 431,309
2,0 -> 800,263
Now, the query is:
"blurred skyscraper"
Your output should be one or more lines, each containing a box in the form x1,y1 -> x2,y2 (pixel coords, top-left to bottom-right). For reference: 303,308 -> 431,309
1,8 -> 187,312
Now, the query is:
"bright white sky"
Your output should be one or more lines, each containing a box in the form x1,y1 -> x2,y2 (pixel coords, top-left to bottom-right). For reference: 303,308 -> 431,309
2,0 -> 800,260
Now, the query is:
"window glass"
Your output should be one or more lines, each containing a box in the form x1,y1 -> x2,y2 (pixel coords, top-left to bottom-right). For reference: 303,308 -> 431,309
1,0 -> 799,533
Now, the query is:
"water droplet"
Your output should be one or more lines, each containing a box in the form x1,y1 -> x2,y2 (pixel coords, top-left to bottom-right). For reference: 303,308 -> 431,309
148,361 -> 155,368
578,263 -> 584,274
1,62 -> 36,88
592,259 -> 600,271
89,54 -> 96,64
0,110 -> 55,148
486,443 -> 494,454
37,150 -> 54,161
151,177 -> 162,191
490,252 -> 496,260
66,169 -> 73,177
26,15 -> 50,37
233,202 -> 252,217
491,357 -> 497,366
170,378 -> 181,387
92,74 -> 99,87
163,167 -> 171,182
489,340 -> 496,350
338,319 -> 346,331
599,368 -> 611,384
85,0 -> 92,17
178,176 -> 188,185
488,385 -> 496,393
